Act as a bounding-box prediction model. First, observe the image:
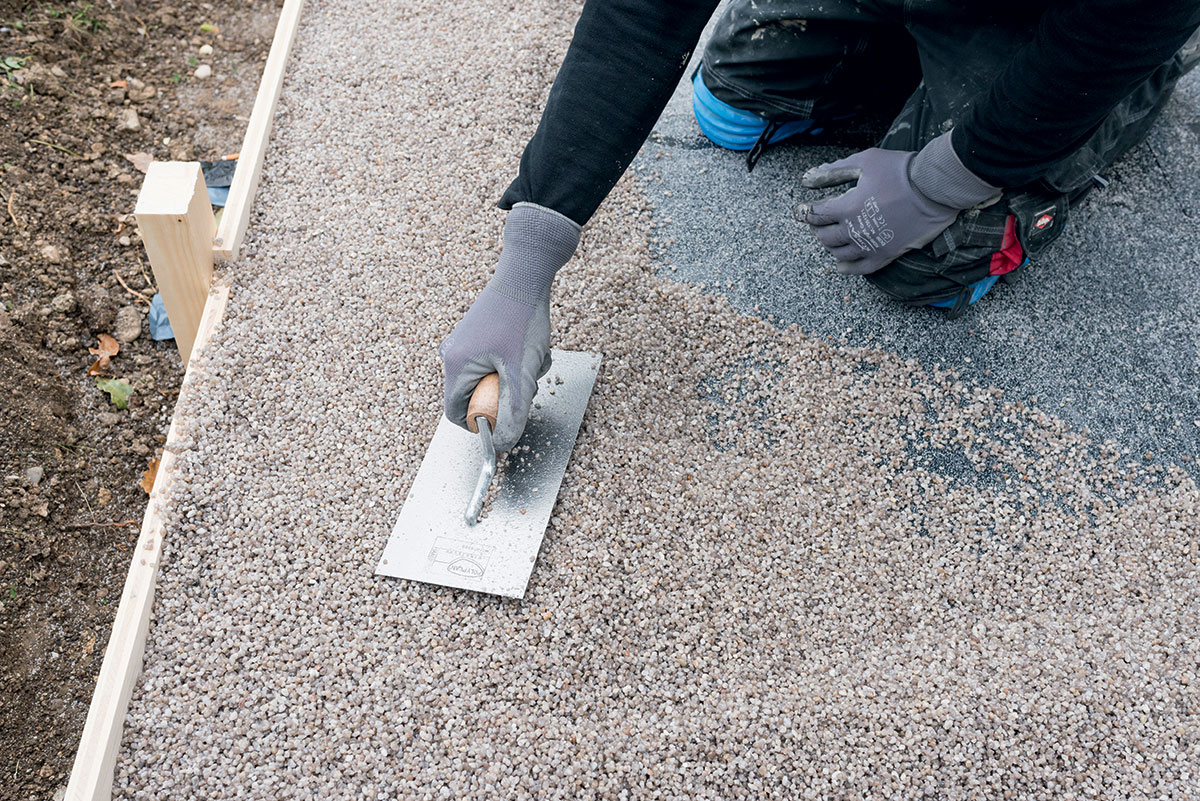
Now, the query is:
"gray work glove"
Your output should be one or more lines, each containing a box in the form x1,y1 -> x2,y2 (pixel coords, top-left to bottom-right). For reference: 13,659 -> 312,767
795,131 -> 1001,275
439,202 -> 580,452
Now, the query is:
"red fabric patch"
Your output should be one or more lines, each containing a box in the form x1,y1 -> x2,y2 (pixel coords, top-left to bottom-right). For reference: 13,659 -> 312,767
989,215 -> 1024,276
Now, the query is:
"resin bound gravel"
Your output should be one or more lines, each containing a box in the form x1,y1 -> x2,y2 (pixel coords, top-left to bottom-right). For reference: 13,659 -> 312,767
114,0 -> 1200,798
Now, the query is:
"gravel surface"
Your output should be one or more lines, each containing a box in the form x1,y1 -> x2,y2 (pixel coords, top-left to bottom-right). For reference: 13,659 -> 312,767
114,0 -> 1200,798
645,48 -> 1200,476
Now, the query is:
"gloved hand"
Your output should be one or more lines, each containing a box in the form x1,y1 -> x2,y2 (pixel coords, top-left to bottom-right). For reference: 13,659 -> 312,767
439,202 -> 580,452
795,131 -> 1001,275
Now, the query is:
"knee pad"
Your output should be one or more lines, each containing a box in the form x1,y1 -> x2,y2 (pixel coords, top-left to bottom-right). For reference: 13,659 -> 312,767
926,274 -> 1003,312
691,67 -> 816,151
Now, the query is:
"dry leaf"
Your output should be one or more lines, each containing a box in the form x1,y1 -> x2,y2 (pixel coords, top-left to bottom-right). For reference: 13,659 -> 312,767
109,79 -> 127,88
124,151 -> 154,173
82,629 -> 97,655
87,333 -> 119,373
140,456 -> 160,494
90,333 -> 119,357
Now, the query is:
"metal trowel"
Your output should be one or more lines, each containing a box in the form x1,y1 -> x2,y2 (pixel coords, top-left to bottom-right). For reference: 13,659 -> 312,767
375,349 -> 601,598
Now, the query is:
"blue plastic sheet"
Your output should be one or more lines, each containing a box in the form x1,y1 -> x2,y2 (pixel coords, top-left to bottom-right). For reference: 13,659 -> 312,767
149,293 -> 175,341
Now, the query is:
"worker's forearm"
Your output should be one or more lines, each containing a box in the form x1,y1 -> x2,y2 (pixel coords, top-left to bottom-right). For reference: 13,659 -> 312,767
499,0 -> 719,226
956,0 -> 1200,188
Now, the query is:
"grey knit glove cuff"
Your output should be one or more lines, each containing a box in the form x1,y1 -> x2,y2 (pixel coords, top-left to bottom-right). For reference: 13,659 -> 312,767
489,202 -> 581,304
909,131 -> 1002,210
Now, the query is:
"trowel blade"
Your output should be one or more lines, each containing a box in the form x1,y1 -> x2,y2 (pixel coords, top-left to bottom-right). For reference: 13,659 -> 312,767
375,349 -> 601,599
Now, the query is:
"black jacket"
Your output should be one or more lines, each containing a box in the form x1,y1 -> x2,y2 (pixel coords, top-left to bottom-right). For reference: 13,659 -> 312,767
499,0 -> 1200,226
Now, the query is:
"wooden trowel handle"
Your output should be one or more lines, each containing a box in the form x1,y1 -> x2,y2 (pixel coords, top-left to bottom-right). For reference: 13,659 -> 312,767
466,373 -> 499,434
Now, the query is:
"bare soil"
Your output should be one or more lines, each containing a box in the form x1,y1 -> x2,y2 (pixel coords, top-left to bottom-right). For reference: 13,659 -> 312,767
0,1 -> 277,797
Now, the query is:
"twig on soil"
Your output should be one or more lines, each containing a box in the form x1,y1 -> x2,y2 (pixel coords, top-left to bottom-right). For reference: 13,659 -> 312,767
112,268 -> 152,304
65,520 -> 137,530
5,191 -> 21,233
136,254 -> 156,295
74,479 -> 97,526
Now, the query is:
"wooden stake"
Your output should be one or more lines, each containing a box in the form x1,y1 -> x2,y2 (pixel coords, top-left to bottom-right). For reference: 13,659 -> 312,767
134,162 -> 215,366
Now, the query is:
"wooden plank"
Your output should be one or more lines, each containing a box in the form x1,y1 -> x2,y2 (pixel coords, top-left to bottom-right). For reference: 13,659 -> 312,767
65,286 -> 231,801
213,0 -> 306,261
135,162 -> 215,366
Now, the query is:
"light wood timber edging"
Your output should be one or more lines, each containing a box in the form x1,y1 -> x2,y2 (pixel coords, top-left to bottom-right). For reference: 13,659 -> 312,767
213,0 -> 306,261
65,286 -> 230,801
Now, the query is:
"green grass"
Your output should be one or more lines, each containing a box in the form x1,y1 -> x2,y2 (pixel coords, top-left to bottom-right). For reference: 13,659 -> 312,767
31,138 -> 84,158
49,3 -> 106,35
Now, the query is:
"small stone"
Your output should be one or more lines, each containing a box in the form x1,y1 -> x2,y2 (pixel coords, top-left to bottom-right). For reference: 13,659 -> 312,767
77,283 -> 117,333
116,108 -> 141,132
198,44 -> 214,56
12,63 -> 65,98
114,305 -> 142,343
168,140 -> 196,161
98,412 -> 121,426
127,78 -> 156,102
24,466 -> 44,486
194,64 -> 212,79
40,244 -> 66,263
50,291 -> 77,314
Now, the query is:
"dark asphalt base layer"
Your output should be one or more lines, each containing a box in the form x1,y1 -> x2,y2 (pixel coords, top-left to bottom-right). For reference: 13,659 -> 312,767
638,67 -> 1200,477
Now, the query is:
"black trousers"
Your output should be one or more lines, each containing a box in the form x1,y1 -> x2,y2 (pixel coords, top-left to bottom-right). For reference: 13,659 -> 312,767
700,0 -> 1198,196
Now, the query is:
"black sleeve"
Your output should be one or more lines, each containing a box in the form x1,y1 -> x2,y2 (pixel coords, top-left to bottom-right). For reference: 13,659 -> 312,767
954,0 -> 1200,188
498,0 -> 719,226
